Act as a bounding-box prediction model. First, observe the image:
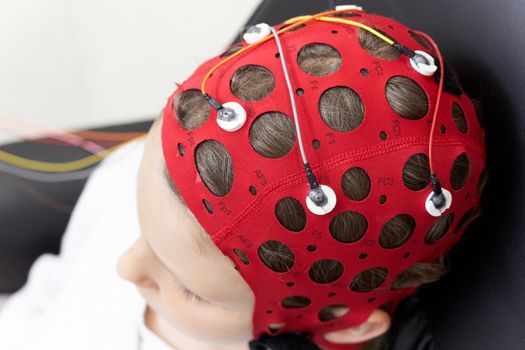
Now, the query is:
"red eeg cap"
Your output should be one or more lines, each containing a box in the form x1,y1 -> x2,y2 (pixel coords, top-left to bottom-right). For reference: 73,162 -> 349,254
161,12 -> 486,350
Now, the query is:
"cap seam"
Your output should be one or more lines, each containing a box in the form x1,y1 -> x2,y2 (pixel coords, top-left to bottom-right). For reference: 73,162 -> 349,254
213,134 -> 484,246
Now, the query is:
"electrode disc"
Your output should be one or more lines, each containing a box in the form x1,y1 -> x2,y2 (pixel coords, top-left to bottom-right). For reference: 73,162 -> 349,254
410,50 -> 438,76
217,102 -> 247,132
306,185 -> 337,215
425,188 -> 452,216
243,23 -> 272,44
335,4 -> 364,11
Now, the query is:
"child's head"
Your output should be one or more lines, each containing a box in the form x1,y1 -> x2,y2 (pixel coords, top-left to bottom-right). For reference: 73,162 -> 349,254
119,8 -> 487,350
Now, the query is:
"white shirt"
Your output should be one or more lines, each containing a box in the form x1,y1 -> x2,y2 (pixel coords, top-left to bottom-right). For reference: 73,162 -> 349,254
0,139 -> 173,350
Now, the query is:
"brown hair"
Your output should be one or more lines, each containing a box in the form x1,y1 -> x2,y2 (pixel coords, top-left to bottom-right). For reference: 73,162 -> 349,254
358,27 -> 401,61
166,41 -> 485,349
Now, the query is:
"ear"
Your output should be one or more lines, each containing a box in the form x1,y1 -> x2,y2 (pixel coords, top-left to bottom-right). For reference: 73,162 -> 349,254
321,309 -> 391,347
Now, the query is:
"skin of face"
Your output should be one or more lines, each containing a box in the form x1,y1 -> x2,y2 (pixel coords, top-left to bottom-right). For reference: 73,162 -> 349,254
117,115 -> 391,350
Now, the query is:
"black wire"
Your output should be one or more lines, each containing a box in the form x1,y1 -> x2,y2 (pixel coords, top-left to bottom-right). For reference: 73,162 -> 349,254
304,162 -> 319,189
392,42 -> 416,58
430,172 -> 447,209
203,93 -> 223,111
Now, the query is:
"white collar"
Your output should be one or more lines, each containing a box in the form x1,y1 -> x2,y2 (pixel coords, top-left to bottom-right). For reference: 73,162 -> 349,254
137,304 -> 175,350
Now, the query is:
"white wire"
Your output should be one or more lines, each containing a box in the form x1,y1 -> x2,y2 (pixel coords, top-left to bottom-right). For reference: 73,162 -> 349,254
269,26 -> 308,166
0,161 -> 93,182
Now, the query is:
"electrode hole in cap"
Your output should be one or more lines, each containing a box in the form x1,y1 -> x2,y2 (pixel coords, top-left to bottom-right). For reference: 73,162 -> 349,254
281,295 -> 311,308
473,98 -> 484,127
318,305 -> 349,322
194,140 -> 234,197
477,168 -> 489,195
379,214 -> 416,249
452,102 -> 468,133
391,261 -> 447,290
329,211 -> 368,243
359,253 -> 368,259
297,43 -> 342,76
258,240 -> 295,272
391,268 -> 418,290
220,44 -> 243,58
350,267 -> 388,292
173,89 -> 210,130
249,112 -> 296,158
386,76 -> 429,120
379,131 -> 387,140
440,124 -> 446,134
333,12 -> 362,18
341,167 -> 371,201
358,28 -> 401,61
202,199 -> 214,214
309,259 -> 344,284
307,245 -> 317,252
177,143 -> 185,156
450,152 -> 471,190
379,195 -> 387,204
424,212 -> 455,244
402,153 -> 431,191
408,30 -> 432,50
275,197 -> 307,232
454,207 -> 480,234
233,248 -> 250,265
230,65 -> 275,102
312,139 -> 321,149
360,68 -> 369,77
319,86 -> 365,132
249,185 -> 257,196
296,88 -> 304,96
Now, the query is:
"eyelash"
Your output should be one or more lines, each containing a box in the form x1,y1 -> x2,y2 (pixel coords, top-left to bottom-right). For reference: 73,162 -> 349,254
178,283 -> 209,305
146,240 -> 209,305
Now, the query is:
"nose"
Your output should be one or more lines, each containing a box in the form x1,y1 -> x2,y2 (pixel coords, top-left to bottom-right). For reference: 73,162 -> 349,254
117,237 -> 159,290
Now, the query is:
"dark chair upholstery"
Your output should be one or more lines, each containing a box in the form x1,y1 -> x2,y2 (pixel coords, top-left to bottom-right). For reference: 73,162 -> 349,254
0,120 -> 152,291
1,1 -> 524,349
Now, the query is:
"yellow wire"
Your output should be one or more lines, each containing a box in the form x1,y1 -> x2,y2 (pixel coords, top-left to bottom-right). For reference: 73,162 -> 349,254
0,135 -> 145,173
200,8 -> 361,95
284,15 -> 395,45
4,12 -> 384,174
3,10 -> 390,174
200,9 -> 397,95
74,130 -> 146,141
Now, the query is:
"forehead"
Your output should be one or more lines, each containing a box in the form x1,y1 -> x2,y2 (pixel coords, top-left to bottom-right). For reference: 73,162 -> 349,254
140,116 -> 221,257
138,117 -> 252,306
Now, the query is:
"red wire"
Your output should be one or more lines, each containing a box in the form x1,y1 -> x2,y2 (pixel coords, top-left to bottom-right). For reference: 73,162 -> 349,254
412,30 -> 445,176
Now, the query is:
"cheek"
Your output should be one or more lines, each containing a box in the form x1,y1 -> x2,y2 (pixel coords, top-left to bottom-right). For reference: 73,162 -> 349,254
154,283 -> 254,344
